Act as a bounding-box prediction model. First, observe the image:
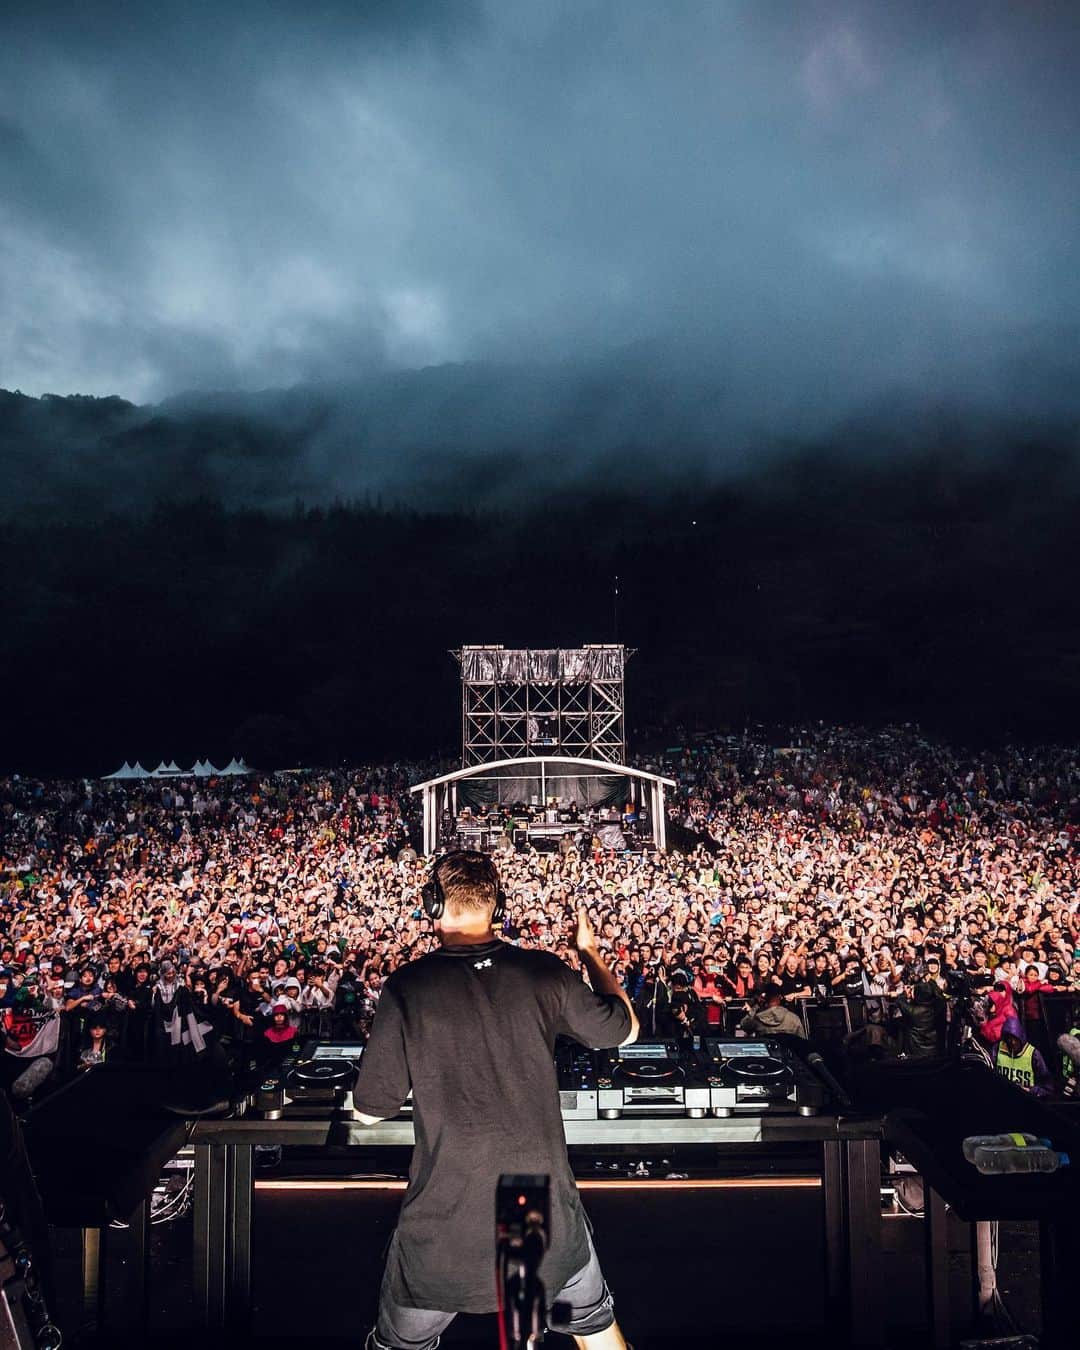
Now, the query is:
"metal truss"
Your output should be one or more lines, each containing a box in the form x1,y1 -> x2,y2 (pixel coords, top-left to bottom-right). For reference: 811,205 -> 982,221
454,646 -> 630,767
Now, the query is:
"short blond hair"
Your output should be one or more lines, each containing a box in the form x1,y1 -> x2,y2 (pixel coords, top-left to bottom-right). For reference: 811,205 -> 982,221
433,851 -> 500,917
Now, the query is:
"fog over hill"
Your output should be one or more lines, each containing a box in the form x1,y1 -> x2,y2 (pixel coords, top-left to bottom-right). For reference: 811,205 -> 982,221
4,341 -> 1080,521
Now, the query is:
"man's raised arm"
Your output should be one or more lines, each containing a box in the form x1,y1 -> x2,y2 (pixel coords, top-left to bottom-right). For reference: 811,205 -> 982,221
574,908 -> 640,1047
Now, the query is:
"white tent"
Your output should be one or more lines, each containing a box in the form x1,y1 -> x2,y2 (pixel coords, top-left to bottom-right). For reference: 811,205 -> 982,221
151,761 -> 185,778
191,759 -> 220,777
218,757 -> 251,776
102,761 -> 152,781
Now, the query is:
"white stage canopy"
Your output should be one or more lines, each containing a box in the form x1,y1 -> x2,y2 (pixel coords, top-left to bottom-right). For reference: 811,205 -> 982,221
410,755 -> 675,856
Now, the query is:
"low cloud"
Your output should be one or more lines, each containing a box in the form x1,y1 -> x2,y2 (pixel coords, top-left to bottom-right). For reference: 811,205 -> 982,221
0,1 -> 1077,454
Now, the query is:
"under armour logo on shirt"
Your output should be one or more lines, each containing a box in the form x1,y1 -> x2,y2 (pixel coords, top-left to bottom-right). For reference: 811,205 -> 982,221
473,958 -> 493,970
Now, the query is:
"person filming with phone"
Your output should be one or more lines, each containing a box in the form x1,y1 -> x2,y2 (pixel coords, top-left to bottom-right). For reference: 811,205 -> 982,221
352,850 -> 639,1350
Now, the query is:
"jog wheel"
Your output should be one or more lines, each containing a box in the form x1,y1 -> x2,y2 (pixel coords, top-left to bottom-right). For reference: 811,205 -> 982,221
722,1056 -> 790,1084
289,1059 -> 357,1090
613,1060 -> 684,1084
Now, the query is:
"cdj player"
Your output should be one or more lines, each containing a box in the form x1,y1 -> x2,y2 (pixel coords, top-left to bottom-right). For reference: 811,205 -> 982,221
255,1042 -> 419,1120
568,1037 -> 828,1119
596,1040 -> 712,1119
276,1041 -> 363,1116
701,1039 -> 826,1117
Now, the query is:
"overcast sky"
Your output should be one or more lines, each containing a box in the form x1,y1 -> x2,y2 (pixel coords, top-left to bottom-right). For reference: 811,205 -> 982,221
2,0 -> 1079,427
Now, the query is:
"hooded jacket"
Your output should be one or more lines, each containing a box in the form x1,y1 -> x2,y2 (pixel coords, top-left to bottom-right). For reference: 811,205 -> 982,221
739,1002 -> 806,1039
978,984 -> 1015,1045
992,1015 -> 1053,1096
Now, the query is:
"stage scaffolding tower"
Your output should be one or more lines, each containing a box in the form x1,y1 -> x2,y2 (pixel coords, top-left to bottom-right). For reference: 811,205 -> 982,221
454,645 -> 631,768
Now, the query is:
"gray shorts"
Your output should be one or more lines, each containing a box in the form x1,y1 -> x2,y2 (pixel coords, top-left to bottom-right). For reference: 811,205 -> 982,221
367,1226 -> 616,1350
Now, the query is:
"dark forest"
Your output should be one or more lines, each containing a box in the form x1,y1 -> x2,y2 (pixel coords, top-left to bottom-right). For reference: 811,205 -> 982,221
4,390 -> 1078,776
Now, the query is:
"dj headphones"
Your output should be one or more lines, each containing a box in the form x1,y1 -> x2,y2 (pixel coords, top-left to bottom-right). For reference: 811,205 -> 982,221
421,850 -> 507,924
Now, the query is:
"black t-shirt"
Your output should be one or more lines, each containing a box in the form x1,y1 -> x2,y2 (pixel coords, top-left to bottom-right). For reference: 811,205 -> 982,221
776,970 -> 809,1000
807,974 -> 832,1001
834,970 -> 866,999
353,939 -> 631,1313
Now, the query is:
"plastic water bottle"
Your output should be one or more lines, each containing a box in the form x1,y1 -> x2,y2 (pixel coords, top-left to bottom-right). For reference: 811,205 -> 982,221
972,1144 -> 1069,1175
962,1132 -> 1049,1163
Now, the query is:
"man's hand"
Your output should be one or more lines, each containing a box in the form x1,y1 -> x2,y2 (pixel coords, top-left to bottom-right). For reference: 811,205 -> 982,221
574,907 -> 597,954
574,910 -> 639,1048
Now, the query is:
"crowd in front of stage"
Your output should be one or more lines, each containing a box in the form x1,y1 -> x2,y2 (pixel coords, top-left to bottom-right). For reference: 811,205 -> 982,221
1,724 -> 1078,1098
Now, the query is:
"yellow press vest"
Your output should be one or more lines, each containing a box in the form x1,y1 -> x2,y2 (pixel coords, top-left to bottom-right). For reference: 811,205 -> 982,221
996,1043 -> 1035,1088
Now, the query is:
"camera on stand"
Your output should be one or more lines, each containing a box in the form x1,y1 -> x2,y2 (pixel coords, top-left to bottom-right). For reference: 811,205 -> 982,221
495,1174 -> 550,1350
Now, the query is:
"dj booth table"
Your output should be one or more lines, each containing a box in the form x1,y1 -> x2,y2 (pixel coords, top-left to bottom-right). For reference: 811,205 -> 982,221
190,1111 -> 885,1347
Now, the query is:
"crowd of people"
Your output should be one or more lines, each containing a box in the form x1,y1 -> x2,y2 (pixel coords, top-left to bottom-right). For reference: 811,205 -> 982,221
1,724 -> 1078,1099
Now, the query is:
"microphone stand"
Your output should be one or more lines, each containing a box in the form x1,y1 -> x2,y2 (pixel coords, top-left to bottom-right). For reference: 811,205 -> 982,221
499,1228 -> 546,1350
649,967 -> 668,1039
496,1176 -> 549,1350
